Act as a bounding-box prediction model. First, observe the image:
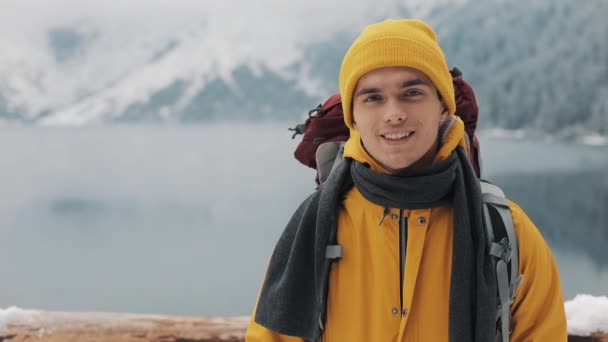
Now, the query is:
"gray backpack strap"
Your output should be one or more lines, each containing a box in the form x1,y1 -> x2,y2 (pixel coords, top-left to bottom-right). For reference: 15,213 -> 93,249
480,181 -> 523,342
316,141 -> 345,184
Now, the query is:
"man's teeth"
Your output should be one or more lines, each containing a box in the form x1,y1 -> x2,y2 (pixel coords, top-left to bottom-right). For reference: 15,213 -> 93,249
384,132 -> 414,140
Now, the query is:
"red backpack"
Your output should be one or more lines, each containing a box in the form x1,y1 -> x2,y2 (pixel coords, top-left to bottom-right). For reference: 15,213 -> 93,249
290,67 -> 482,183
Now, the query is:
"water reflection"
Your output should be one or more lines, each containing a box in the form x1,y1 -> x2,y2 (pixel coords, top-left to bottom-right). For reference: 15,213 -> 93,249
491,170 -> 608,269
488,169 -> 608,299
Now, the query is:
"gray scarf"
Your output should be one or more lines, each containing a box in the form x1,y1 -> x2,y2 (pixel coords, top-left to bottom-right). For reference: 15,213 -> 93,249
255,147 -> 495,342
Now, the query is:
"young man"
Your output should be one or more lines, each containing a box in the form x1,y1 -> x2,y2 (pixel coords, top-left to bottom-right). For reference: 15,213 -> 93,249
247,19 -> 567,341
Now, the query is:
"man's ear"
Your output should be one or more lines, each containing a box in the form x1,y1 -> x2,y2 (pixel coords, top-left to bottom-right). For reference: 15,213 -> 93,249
351,102 -> 357,128
441,100 -> 449,115
439,103 -> 449,123
436,92 -> 449,116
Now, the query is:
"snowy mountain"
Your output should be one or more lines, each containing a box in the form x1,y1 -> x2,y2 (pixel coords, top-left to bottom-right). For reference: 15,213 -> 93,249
435,0 -> 608,136
0,0 -> 606,135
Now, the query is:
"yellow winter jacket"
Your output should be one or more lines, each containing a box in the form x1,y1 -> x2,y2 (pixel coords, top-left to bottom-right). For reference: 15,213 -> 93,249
247,117 -> 567,341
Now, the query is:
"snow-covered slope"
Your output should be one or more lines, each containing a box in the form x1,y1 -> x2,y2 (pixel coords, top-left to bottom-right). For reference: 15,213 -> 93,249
0,0 -> 413,123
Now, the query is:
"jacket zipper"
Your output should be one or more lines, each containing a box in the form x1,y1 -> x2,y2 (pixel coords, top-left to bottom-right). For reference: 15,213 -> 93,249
379,207 -> 390,225
399,209 -> 407,311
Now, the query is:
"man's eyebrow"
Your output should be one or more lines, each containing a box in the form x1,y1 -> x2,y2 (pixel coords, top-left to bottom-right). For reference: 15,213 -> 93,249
400,78 -> 431,88
355,79 -> 432,97
354,87 -> 381,97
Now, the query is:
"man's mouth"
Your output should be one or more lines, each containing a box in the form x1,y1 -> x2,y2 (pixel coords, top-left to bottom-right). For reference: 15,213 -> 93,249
381,131 -> 415,141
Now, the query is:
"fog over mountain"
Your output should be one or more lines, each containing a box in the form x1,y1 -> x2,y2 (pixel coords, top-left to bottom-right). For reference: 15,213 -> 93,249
0,0 -> 606,135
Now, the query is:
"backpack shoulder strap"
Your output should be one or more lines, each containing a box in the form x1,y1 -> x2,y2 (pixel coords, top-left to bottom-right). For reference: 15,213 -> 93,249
316,141 -> 346,184
480,180 -> 523,342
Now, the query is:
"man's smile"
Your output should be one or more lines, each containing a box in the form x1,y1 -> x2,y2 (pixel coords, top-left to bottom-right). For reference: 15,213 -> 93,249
380,130 -> 416,141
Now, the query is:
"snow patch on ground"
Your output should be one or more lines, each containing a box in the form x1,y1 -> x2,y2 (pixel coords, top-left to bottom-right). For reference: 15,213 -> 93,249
577,133 -> 608,146
480,128 -> 608,146
0,306 -> 39,331
480,128 -> 527,139
566,294 -> 608,336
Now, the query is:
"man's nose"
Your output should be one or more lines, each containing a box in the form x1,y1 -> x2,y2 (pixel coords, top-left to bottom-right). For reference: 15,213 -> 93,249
383,102 -> 407,123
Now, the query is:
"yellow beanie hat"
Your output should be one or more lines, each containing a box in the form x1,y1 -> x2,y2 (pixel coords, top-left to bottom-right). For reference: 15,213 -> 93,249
339,19 -> 456,129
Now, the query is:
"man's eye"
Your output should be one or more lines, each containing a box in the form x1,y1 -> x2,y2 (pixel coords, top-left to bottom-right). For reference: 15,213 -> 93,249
364,95 -> 382,102
404,89 -> 423,97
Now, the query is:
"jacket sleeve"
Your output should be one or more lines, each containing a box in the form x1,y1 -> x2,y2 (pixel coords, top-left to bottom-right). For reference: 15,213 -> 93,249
245,301 -> 306,342
508,201 -> 568,341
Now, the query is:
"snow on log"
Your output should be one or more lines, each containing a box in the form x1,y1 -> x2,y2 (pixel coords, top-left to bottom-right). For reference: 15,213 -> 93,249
566,295 -> 608,339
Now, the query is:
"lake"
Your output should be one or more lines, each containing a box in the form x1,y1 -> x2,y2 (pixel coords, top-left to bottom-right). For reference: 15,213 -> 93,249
0,124 -> 606,316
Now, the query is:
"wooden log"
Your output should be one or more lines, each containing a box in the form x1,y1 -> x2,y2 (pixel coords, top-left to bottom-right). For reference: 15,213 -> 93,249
0,310 -> 248,342
1,309 -> 606,341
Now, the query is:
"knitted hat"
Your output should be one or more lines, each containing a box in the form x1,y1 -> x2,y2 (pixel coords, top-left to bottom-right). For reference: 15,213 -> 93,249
339,19 -> 456,129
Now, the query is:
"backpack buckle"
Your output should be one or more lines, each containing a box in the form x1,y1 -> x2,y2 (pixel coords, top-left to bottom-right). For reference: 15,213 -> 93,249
288,122 -> 308,139
325,245 -> 343,261
308,104 -> 325,118
490,238 -> 512,262
450,66 -> 462,77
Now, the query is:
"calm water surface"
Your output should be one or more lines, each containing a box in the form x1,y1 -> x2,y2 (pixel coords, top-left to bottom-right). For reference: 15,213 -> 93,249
0,125 -> 606,315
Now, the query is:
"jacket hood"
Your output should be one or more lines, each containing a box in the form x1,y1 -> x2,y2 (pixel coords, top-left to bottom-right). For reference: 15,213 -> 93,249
343,114 -> 468,173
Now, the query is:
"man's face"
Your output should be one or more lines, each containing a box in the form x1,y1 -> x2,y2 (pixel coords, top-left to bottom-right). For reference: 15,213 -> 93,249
352,66 -> 449,173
